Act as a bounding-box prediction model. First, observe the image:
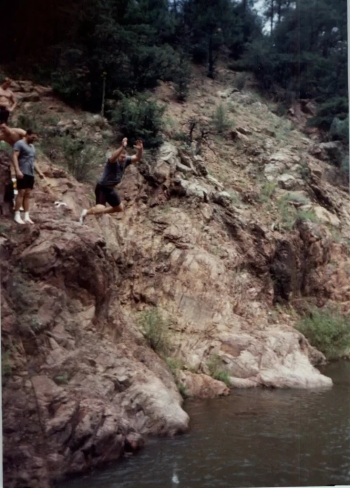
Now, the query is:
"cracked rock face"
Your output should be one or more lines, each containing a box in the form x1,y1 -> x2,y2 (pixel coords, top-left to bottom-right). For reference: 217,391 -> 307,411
2,79 -> 350,487
1,203 -> 189,488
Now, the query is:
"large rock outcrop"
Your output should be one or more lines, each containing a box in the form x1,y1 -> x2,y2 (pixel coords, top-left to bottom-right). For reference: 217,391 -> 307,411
3,72 -> 350,487
1,192 -> 188,487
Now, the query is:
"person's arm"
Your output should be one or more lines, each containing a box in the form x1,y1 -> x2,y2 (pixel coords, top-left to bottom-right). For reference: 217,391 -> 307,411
109,137 -> 128,163
35,163 -> 44,179
130,140 -> 143,163
12,150 -> 23,179
8,91 -> 17,112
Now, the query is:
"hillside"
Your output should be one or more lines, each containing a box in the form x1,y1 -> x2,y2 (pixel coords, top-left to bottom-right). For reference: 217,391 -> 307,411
1,67 -> 350,487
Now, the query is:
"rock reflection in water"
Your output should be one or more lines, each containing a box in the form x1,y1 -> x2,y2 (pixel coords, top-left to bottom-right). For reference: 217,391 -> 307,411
58,361 -> 350,488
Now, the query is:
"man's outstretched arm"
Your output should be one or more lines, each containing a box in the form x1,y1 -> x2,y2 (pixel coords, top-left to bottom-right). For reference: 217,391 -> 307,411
109,137 -> 128,163
131,140 -> 143,163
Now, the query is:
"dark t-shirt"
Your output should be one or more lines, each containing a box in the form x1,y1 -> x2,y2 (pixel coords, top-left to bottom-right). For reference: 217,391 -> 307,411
98,156 -> 132,187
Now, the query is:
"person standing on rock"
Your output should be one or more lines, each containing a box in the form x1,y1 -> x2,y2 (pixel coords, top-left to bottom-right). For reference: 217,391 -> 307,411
79,137 -> 143,223
0,78 -> 17,126
12,130 -> 44,224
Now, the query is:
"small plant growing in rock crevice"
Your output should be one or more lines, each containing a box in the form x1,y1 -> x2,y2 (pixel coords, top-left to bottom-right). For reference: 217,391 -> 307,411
138,308 -> 171,356
165,357 -> 188,398
54,372 -> 69,385
207,354 -> 231,387
296,307 -> 350,360
276,195 -> 318,231
259,181 -> 277,202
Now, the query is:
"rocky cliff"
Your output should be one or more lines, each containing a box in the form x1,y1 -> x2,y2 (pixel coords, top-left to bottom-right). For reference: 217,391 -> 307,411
1,71 -> 350,487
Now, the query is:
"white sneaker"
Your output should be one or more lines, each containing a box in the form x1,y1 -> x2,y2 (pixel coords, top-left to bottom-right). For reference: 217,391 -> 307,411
79,209 -> 87,224
14,211 -> 24,224
23,215 -> 34,224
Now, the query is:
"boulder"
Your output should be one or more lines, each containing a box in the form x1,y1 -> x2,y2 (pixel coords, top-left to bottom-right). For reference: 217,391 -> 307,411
217,330 -> 333,389
213,191 -> 233,208
277,174 -> 298,190
312,205 -> 341,228
309,141 -> 343,167
177,371 -> 230,398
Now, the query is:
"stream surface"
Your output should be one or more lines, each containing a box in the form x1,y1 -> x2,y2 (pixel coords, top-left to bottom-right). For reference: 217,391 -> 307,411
59,361 -> 350,488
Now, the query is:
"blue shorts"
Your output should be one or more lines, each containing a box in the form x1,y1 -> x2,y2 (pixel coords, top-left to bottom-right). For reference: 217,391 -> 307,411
95,184 -> 121,207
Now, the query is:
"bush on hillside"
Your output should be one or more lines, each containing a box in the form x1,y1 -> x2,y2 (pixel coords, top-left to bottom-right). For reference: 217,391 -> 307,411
330,117 -> 349,143
40,135 -> 102,183
110,94 -> 165,148
211,103 -> 234,134
172,59 -> 191,102
138,308 -> 171,356
296,307 -> 350,360
308,97 -> 349,132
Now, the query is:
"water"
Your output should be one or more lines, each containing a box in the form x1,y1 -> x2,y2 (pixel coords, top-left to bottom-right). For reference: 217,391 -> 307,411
59,362 -> 350,488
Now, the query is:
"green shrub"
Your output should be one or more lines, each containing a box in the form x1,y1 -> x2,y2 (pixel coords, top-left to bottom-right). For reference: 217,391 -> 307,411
173,132 -> 191,144
296,307 -> 350,360
54,373 -> 69,385
276,196 -> 318,230
165,357 -> 184,373
111,94 -> 165,148
330,117 -> 349,143
211,103 -> 234,134
172,58 -> 191,102
259,181 -> 277,202
138,308 -> 171,355
234,72 -> 248,91
309,97 -> 348,132
63,139 -> 101,183
177,383 -> 188,399
165,357 -> 188,398
207,354 -> 231,387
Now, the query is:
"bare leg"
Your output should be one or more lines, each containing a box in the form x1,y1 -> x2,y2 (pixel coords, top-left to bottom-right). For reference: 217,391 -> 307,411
14,189 -> 25,224
80,203 -> 123,223
87,204 -> 124,216
14,189 -> 25,212
23,189 -> 34,223
23,189 -> 31,212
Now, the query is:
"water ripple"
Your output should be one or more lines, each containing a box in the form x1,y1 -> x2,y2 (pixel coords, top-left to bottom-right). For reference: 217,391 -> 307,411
58,361 -> 350,488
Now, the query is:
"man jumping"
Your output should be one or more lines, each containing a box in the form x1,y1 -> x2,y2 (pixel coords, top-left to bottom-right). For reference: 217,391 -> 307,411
0,78 -> 17,126
79,137 -> 143,223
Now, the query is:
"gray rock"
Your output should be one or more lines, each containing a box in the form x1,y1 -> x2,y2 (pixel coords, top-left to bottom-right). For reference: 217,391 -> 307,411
206,175 -> 224,190
213,191 -> 233,208
277,174 -> 297,190
176,161 -> 194,174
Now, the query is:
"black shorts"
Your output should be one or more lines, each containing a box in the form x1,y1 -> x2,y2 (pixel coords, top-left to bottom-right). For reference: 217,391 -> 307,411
17,174 -> 35,190
0,106 -> 10,124
95,183 -> 121,207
